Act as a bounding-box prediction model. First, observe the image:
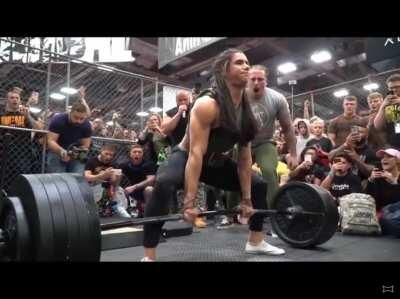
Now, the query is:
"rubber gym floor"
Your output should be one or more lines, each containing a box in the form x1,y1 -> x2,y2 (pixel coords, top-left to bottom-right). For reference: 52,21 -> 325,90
100,219 -> 400,262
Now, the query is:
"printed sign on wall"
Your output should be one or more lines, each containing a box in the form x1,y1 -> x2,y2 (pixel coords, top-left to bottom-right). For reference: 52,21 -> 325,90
158,37 -> 225,69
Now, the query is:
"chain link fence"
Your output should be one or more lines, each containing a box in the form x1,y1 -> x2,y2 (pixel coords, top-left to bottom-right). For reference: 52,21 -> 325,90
0,126 -> 47,192
287,68 -> 400,122
0,38 -> 191,192
0,126 -> 138,192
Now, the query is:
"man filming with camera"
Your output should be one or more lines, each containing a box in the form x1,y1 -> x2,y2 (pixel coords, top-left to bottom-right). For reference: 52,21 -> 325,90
84,143 -> 131,218
47,102 -> 92,173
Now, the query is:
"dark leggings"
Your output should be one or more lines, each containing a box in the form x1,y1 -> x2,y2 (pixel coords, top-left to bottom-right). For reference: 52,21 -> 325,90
143,147 -> 268,248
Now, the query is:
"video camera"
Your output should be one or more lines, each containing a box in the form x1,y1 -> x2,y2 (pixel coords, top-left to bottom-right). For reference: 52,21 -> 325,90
67,144 -> 89,162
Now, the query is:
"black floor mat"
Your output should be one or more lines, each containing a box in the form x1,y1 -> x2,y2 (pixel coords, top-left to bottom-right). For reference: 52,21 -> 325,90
100,220 -> 400,262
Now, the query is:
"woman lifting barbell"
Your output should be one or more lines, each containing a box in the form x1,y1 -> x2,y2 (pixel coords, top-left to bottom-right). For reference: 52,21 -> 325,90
141,49 -> 285,261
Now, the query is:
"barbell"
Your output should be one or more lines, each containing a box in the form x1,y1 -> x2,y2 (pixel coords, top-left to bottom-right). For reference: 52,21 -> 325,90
0,173 -> 339,261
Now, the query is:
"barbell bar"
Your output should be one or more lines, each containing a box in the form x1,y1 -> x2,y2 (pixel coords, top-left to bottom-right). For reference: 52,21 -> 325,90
0,173 -> 339,261
99,208 -> 325,231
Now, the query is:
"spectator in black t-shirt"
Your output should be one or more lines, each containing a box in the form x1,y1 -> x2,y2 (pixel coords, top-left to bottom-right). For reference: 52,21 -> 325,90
289,146 -> 329,185
84,143 -> 130,218
306,118 -> 332,153
47,102 -> 92,174
329,125 -> 379,181
0,87 -> 41,190
118,144 -> 156,217
365,148 -> 400,213
161,90 -> 191,147
306,118 -> 332,168
321,152 -> 362,201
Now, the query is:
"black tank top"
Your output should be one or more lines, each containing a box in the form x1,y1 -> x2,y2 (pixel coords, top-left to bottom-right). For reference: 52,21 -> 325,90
194,90 -> 243,163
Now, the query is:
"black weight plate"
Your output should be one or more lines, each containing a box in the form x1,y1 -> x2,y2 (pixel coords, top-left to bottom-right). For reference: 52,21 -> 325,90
36,174 -> 69,261
55,174 -> 100,261
8,175 -> 55,260
9,197 -> 31,261
312,185 -> 340,245
0,196 -> 31,261
271,182 -> 338,248
71,174 -> 101,260
48,175 -> 83,261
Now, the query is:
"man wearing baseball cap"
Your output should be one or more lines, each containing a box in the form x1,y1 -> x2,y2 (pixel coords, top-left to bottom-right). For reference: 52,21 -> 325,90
321,152 -> 362,202
365,148 -> 400,212
366,148 -> 400,237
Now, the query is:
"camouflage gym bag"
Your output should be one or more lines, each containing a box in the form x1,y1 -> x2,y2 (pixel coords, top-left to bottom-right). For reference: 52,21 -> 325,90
339,193 -> 381,235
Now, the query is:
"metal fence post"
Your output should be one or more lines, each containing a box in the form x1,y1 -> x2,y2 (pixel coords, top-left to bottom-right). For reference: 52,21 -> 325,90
41,56 -> 52,173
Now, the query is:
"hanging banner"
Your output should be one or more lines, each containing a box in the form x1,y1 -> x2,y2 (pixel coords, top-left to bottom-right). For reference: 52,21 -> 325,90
158,37 -> 225,69
0,37 -> 133,63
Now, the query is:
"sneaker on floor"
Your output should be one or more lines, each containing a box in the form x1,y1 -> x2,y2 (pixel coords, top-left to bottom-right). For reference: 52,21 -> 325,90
216,216 -> 234,230
140,257 -> 155,262
245,240 -> 285,255
113,205 -> 132,218
194,217 -> 207,228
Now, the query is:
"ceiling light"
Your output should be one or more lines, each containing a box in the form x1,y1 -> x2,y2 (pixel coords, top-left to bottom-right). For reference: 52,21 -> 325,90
200,70 -> 210,76
311,50 -> 332,63
149,107 -> 163,113
60,87 -> 78,95
333,89 -> 349,98
136,111 -> 149,117
29,107 -> 42,114
336,59 -> 346,67
277,62 -> 297,74
363,82 -> 379,91
50,93 -> 66,100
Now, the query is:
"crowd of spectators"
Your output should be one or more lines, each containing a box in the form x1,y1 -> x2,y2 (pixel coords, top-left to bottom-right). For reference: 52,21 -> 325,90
1,71 -> 400,236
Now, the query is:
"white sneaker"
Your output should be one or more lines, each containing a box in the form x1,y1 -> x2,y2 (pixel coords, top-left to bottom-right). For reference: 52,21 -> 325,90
140,257 -> 155,262
245,240 -> 285,255
114,205 -> 131,218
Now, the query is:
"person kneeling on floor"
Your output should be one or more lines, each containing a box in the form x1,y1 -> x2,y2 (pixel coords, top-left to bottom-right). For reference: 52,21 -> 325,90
118,144 -> 156,218
84,143 -> 130,218
365,148 -> 400,237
